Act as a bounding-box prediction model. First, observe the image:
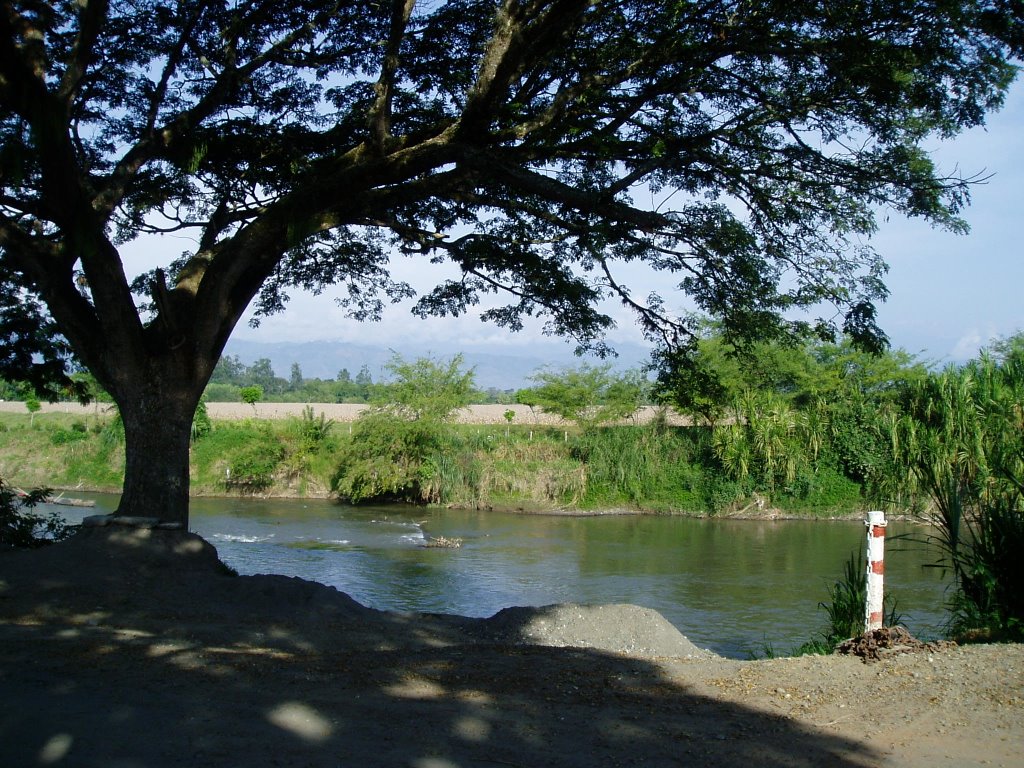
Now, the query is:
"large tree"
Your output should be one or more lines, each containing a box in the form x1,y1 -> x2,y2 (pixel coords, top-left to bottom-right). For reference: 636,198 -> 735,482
0,1 -> 1020,526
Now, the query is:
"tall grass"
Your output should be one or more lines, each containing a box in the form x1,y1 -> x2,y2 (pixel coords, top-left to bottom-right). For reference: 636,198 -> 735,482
570,425 -> 711,511
790,551 -> 902,656
473,435 -> 587,507
895,355 -> 1024,640
572,427 -> 660,505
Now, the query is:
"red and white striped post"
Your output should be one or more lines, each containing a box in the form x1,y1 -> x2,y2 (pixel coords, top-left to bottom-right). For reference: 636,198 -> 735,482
864,510 -> 887,631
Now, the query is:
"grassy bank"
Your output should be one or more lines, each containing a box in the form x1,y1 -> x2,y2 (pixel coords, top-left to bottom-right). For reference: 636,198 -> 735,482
0,408 -> 866,517
0,410 -> 125,493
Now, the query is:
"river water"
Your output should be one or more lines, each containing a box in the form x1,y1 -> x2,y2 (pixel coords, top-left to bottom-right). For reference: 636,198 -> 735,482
48,493 -> 952,658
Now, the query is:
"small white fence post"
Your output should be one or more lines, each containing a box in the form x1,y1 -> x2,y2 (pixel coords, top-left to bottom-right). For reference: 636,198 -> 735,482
864,510 -> 887,632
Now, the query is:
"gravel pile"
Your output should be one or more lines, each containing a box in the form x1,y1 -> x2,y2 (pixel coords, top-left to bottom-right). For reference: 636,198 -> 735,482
479,602 -> 718,659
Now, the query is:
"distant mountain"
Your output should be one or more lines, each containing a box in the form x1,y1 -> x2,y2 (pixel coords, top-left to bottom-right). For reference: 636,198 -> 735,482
222,337 -> 655,390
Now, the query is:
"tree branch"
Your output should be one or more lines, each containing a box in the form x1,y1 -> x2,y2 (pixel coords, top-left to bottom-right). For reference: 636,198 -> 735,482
457,146 -> 665,232
55,0 -> 108,108
368,0 -> 416,154
95,4 -> 336,218
596,255 -> 687,348
143,3 -> 209,135
460,0 -> 593,136
0,211 -> 107,369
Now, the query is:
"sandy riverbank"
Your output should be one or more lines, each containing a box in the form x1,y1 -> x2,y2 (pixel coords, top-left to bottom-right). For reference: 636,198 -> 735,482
1,527 -> 1020,767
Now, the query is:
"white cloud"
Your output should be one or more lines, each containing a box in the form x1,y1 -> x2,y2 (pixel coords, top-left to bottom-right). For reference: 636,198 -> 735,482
951,330 -> 986,362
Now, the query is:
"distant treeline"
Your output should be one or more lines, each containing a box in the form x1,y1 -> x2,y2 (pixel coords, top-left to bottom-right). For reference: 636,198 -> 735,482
206,355 -> 522,405
0,355 -> 519,406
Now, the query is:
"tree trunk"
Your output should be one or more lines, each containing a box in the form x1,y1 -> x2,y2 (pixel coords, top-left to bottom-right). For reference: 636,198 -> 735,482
115,381 -> 200,529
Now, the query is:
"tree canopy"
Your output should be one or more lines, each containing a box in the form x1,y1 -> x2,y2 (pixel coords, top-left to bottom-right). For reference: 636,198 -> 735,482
373,353 -> 477,422
652,321 -> 929,425
517,363 -> 646,427
1,0 -> 1020,525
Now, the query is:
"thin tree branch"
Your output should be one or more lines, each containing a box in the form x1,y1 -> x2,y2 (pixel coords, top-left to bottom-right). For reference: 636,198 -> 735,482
55,0 -> 108,107
368,0 -> 416,153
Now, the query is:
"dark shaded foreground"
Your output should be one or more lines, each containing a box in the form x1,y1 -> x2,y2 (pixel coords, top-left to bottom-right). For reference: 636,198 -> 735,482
2,528 -> 885,767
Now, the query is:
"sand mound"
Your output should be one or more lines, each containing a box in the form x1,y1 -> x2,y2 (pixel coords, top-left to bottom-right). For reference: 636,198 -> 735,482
481,602 -> 717,659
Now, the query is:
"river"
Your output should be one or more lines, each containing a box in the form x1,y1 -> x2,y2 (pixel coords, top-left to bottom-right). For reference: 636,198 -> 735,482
47,493 -> 951,658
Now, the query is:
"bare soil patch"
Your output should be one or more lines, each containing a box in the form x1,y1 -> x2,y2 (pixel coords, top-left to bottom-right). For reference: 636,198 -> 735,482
1,528 -> 1021,767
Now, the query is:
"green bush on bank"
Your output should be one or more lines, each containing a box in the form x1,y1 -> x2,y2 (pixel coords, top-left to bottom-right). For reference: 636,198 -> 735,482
893,353 -> 1024,642
49,423 -> 89,445
332,411 -> 446,503
568,425 -> 861,515
188,411 -> 341,496
227,440 -> 285,492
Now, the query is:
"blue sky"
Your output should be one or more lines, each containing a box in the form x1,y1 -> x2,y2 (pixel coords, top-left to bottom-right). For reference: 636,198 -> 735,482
129,78 -> 1023,366
868,79 -> 1023,363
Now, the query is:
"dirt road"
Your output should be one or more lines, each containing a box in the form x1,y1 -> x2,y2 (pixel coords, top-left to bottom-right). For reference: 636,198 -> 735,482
1,528 -> 1021,767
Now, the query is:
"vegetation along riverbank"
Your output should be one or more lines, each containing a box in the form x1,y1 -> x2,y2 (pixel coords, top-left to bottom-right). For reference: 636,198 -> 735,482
4,332 -> 1024,641
0,405 -> 857,517
0,334 -> 1016,519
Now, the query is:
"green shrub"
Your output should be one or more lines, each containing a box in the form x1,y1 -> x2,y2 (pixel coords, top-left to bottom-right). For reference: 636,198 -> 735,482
333,412 -> 444,503
191,398 -> 212,441
334,454 -> 413,503
50,426 -> 89,445
777,462 -> 862,512
946,493 -> 1024,642
203,382 -> 241,402
895,354 -> 1024,641
227,441 -> 285,491
694,471 -> 747,513
573,428 -> 651,502
295,405 -> 335,451
100,413 -> 125,447
0,479 -> 69,549
421,442 -> 484,506
570,426 -> 705,511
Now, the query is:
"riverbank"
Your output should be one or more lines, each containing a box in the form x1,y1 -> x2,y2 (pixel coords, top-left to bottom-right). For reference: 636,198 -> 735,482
1,528 -> 1020,767
1,407 -> 870,518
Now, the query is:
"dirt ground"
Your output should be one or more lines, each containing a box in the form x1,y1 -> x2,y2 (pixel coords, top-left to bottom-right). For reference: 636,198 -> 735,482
1,527 -> 1021,768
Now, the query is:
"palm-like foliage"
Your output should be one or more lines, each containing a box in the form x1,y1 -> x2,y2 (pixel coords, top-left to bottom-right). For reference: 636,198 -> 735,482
896,355 -> 1024,639
714,390 -> 804,490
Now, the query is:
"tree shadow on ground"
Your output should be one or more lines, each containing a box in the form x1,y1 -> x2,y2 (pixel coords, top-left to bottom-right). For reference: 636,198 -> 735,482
0,528 -> 882,768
